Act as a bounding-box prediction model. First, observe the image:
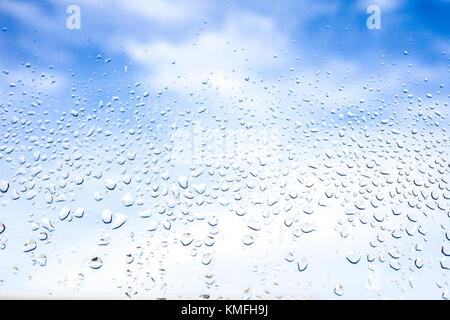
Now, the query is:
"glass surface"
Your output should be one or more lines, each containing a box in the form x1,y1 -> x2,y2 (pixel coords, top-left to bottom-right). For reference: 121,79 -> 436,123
0,0 -> 448,299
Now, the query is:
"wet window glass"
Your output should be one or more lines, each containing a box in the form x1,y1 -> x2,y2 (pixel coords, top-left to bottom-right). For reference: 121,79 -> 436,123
0,0 -> 448,300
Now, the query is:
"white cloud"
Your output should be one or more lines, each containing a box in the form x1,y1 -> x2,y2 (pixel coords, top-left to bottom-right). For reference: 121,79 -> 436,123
116,0 -> 205,24
58,0 -> 208,25
126,12 -> 288,95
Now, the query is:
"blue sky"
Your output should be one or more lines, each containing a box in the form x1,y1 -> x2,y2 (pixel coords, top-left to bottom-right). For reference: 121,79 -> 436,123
0,1 -> 447,135
0,0 -> 449,299
0,0 -> 448,93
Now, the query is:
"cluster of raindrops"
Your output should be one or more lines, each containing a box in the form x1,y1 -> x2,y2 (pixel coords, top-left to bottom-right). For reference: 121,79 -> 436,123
0,28 -> 448,299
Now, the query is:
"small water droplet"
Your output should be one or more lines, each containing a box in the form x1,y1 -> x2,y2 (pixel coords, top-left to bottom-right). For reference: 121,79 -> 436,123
297,256 -> 308,271
346,251 -> 361,264
242,234 -> 254,246
334,283 -> 344,296
23,239 -> 37,252
180,233 -> 194,246
89,257 -> 103,269
178,176 -> 188,189
102,209 -> 112,224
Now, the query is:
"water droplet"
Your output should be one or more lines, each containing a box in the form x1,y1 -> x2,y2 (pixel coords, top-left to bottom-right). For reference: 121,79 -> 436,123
389,260 -> 401,271
23,239 -> 36,252
112,214 -> 128,229
105,179 -> 116,190
180,233 -> 194,246
388,248 -> 401,259
346,251 -> 361,264
297,257 -> 308,271
125,254 -> 134,264
415,258 -> 424,269
440,258 -> 449,270
147,220 -> 158,231
442,243 -> 450,256
334,283 -> 344,296
102,209 -> 112,224
0,180 -> 8,193
59,207 -> 70,221
201,253 -> 212,265
74,208 -> 84,218
247,218 -> 261,231
302,204 -> 314,214
242,234 -> 254,246
89,257 -> 103,269
178,176 -> 188,189
122,193 -> 134,207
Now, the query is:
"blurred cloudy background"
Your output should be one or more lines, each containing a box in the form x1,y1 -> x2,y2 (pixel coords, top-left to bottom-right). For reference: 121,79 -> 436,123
0,0 -> 448,299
